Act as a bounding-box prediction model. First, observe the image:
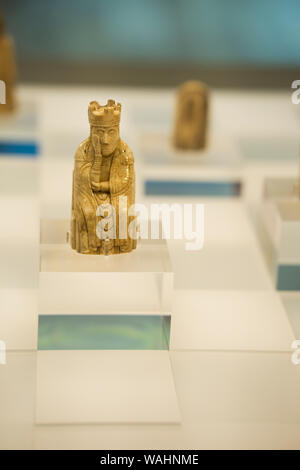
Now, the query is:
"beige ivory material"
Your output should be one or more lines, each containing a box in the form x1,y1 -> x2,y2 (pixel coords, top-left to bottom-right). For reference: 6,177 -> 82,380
70,100 -> 137,255
0,11 -> 16,113
173,80 -> 209,150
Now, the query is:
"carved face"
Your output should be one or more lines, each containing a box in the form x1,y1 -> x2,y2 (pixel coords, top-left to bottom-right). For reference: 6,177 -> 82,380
92,125 -> 119,156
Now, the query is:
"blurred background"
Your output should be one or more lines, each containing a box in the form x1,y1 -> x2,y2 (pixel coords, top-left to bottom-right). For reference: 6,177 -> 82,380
1,0 -> 300,451
2,0 -> 300,87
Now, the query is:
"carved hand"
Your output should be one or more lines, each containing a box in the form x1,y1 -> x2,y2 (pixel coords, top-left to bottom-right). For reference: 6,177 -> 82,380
92,134 -> 101,156
91,181 -> 110,192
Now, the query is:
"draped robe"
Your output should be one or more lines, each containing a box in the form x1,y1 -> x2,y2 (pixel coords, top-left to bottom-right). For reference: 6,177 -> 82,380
71,137 -> 136,254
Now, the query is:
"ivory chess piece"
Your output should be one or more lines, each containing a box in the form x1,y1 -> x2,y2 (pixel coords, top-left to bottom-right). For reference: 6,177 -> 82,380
70,100 -> 137,255
0,11 -> 16,113
173,80 -> 209,150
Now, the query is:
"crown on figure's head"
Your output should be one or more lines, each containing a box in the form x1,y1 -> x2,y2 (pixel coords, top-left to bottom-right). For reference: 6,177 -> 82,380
88,99 -> 121,127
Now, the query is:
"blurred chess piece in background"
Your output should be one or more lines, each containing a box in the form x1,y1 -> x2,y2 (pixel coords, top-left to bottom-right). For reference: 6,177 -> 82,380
173,80 -> 209,151
0,10 -> 16,113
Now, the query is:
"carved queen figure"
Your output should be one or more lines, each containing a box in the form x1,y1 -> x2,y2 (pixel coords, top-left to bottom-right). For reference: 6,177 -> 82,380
70,100 -> 136,255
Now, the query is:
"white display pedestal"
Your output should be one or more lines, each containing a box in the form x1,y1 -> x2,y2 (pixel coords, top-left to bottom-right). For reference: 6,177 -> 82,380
39,219 -> 173,350
170,290 -> 295,352
0,101 -> 39,156
40,219 -> 173,316
37,220 -> 178,424
139,131 -> 243,198
260,177 -> 300,290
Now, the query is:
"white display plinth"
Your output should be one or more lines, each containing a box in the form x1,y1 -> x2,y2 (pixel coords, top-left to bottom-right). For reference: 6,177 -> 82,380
260,178 -> 300,290
170,290 -> 295,352
139,131 -> 243,197
39,219 -> 173,316
0,101 -> 39,156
